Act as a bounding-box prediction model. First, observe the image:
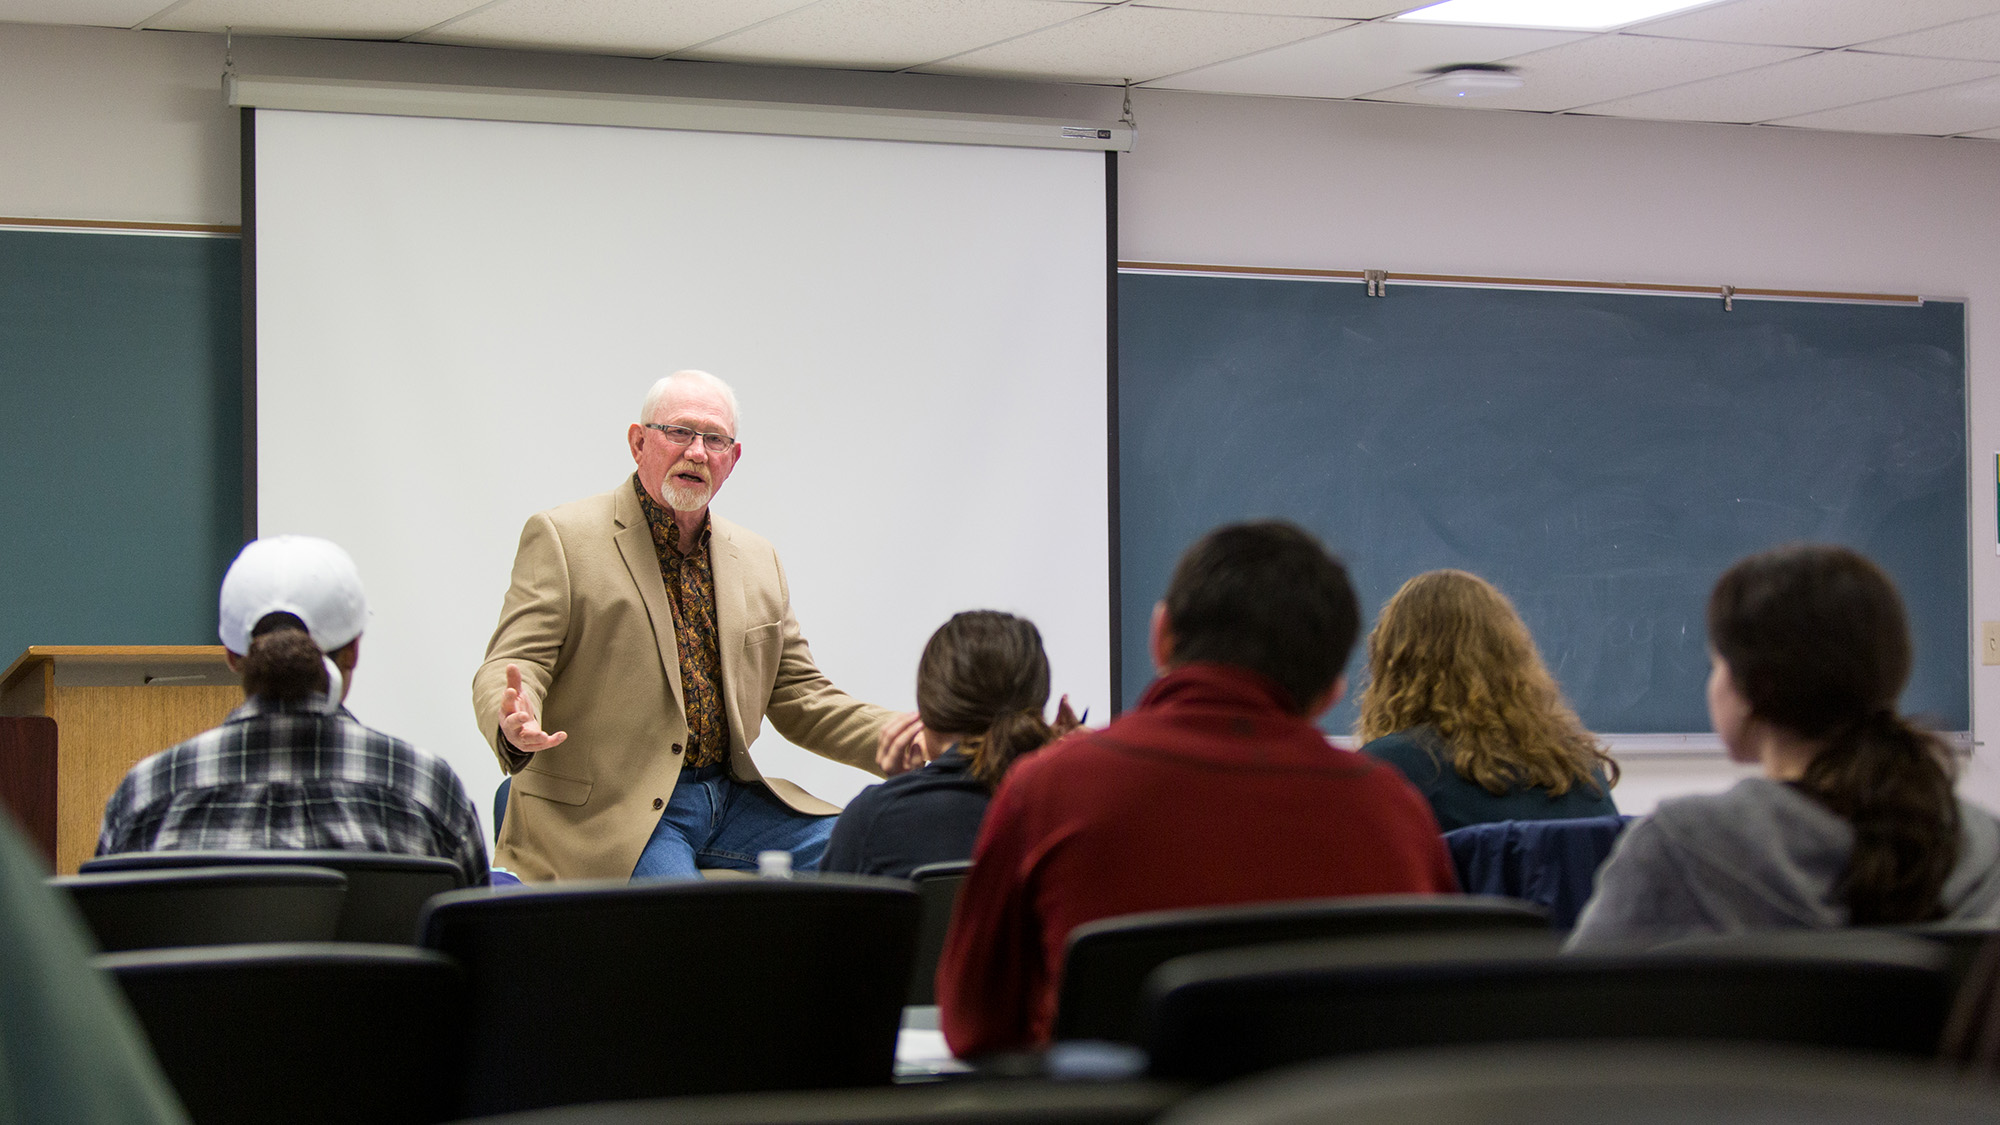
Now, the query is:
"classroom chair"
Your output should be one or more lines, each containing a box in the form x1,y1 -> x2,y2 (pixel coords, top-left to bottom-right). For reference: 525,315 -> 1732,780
1149,1041 -> 2000,1125
421,874 -> 920,1118
1940,927 -> 2000,1073
83,849 -> 466,943
1054,895 -> 1549,1045
443,1076 -> 1190,1125
1657,926 -> 1971,982
908,859 -> 973,1005
53,865 -> 346,951
1442,815 -> 1631,929
1889,920 -> 2000,997
1140,929 -> 1951,1084
100,941 -> 466,1125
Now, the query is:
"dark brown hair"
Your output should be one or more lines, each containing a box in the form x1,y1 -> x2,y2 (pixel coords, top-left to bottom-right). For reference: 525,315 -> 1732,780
1708,544 -> 1958,925
916,611 -> 1052,790
239,612 -> 332,702
1163,521 -> 1360,715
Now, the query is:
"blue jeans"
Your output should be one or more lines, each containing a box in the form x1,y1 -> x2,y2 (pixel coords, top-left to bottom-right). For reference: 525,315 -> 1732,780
631,763 -> 835,880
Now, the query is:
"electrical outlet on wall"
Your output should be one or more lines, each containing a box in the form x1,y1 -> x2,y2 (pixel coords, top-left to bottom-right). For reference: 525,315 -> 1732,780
1985,622 -> 2000,666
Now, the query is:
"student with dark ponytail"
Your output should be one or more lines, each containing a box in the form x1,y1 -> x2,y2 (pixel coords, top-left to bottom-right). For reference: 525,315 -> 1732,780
822,611 -> 1075,878
96,537 -> 489,885
1569,544 -> 2000,948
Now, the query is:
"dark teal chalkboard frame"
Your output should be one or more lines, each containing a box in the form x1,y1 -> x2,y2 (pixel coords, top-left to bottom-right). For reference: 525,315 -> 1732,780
0,228 -> 244,663
1117,271 -> 1969,735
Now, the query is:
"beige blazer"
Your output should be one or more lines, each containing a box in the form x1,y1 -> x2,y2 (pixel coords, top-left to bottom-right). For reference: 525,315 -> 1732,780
472,484 -> 893,882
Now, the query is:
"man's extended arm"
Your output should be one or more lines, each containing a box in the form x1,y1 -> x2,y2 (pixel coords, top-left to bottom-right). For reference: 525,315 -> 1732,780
472,512 -> 572,773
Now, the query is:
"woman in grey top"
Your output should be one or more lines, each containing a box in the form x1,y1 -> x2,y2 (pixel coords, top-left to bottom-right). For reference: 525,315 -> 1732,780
1569,544 -> 2000,949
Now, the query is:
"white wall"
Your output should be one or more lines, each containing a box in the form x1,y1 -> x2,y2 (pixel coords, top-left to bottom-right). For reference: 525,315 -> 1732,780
0,22 -> 1113,227
0,25 -> 237,223
8,22 -> 1999,815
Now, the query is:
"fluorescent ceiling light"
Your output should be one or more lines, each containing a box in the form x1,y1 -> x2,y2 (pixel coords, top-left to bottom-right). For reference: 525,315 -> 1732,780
1395,0 -> 1721,31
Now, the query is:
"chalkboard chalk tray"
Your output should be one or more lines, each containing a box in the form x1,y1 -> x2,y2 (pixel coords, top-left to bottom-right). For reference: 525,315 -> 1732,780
1116,270 -> 1968,736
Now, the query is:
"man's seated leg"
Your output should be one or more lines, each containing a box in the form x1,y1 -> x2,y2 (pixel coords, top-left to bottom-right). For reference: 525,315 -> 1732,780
631,765 -> 727,880
700,778 -> 837,873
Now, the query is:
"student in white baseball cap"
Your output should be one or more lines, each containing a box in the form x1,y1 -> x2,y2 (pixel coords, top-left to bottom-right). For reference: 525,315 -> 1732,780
95,537 -> 490,886
216,535 -> 369,713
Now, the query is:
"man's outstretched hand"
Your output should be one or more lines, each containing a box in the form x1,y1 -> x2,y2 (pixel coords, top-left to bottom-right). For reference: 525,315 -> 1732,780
500,663 -> 568,752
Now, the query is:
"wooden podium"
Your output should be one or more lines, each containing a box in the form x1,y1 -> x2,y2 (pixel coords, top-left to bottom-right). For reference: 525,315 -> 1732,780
0,647 -> 241,873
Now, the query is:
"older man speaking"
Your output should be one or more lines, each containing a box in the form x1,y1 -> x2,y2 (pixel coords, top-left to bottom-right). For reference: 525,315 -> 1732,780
473,369 -> 920,882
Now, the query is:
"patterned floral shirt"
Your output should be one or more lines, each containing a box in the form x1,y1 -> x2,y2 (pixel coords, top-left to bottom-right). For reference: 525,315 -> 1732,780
634,474 -> 729,768
95,695 -> 490,886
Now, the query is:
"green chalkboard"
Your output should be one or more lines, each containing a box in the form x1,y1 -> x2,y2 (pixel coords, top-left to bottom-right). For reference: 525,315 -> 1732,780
0,228 -> 244,664
1117,272 -> 1968,734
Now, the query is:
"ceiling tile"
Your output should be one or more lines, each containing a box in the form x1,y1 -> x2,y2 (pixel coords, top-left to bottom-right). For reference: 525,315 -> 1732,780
916,5 -> 1339,83
1631,0 -> 2000,50
680,0 -> 1095,71
1862,12 -> 2000,62
1770,73 -> 2000,134
1363,32 -> 1810,111
1151,20 -> 1580,98
146,0 -> 479,38
1130,0 -> 1415,16
0,0 -> 173,26
414,0 -> 818,58
1966,124 -> 2000,137
1575,48 -> 2000,122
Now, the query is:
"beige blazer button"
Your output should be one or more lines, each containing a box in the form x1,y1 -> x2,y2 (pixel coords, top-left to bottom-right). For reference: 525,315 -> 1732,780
671,743 -> 683,755
653,797 -> 664,810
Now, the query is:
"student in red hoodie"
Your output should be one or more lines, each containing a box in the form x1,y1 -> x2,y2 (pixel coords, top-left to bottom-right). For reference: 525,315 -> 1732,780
937,521 -> 1458,1058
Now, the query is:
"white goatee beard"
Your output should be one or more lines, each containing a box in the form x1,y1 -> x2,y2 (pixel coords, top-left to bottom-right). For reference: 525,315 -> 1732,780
662,474 -> 713,513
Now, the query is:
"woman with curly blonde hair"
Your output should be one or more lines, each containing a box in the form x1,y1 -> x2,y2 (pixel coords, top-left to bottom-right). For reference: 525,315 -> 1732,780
1357,569 -> 1618,831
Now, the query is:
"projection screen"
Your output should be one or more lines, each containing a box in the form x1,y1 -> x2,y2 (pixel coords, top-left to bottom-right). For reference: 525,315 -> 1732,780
249,105 -> 1112,840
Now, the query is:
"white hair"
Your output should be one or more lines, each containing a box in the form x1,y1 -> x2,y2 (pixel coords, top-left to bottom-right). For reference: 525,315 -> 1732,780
641,370 -> 741,434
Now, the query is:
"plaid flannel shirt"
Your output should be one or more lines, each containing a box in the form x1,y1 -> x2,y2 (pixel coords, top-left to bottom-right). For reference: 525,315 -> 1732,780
96,695 -> 489,886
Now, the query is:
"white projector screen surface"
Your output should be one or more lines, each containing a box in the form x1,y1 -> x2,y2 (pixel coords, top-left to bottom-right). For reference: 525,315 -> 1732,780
252,108 -> 1111,843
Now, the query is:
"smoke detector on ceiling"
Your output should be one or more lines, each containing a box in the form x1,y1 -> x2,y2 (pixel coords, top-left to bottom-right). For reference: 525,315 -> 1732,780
1414,64 -> 1525,99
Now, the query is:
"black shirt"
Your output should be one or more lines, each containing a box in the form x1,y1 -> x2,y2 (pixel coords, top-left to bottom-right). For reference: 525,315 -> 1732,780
821,747 -> 990,879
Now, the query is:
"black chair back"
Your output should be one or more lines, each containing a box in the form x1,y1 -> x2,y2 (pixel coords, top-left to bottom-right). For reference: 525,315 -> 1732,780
84,850 -> 465,943
909,859 -> 972,1005
1143,930 -> 1952,1084
99,942 -> 466,1125
54,866 -> 346,951
1154,1041 -> 2000,1125
421,875 -> 920,1117
444,1077 -> 1189,1125
1056,895 -> 1549,1044
1888,920 -> 2000,996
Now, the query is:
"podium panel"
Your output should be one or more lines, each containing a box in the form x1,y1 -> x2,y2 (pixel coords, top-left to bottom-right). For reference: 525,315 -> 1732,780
0,647 -> 240,873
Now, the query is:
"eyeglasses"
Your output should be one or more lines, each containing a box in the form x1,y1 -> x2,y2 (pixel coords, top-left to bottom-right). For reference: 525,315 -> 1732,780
644,423 -> 736,453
